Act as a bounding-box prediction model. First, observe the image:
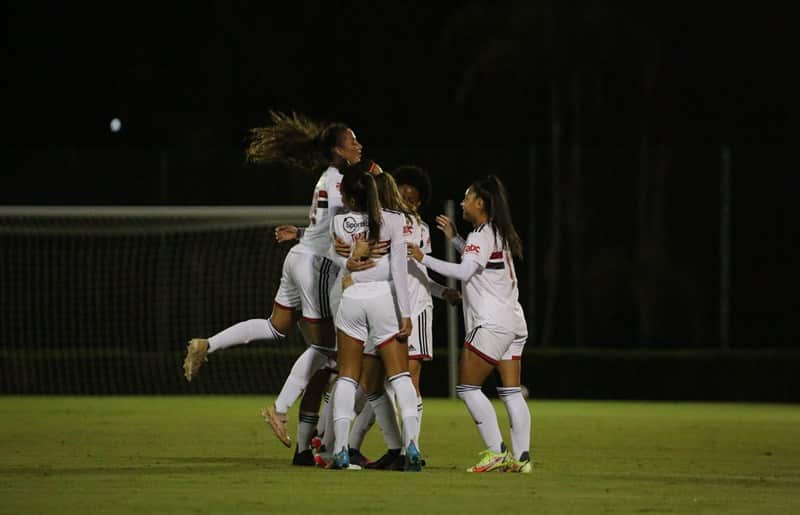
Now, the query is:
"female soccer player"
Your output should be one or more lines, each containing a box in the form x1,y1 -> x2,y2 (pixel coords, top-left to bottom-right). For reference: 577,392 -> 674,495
182,111 -> 362,460
408,175 -> 532,473
328,170 -> 421,471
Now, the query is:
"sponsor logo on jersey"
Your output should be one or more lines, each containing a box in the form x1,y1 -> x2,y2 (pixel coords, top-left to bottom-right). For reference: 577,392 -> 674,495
403,225 -> 414,235
343,216 -> 367,234
464,244 -> 481,254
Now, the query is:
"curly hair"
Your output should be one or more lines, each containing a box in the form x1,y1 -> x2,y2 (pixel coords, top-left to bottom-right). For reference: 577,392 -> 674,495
245,111 -> 348,172
391,165 -> 432,207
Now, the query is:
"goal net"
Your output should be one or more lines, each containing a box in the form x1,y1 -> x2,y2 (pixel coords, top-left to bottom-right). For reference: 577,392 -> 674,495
0,205 -> 311,395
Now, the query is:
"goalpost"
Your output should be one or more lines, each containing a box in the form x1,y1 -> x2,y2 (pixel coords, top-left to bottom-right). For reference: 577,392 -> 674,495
0,205 -> 310,395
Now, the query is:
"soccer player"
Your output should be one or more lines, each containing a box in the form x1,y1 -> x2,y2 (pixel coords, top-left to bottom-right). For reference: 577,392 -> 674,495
408,175 -> 532,473
182,111 -> 362,463
328,170 -> 421,471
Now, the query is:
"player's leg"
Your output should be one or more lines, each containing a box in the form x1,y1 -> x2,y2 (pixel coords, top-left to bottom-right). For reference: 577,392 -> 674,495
347,387 -> 375,467
408,305 -> 432,451
292,367 -> 333,465
360,357 -> 405,470
183,250 -> 303,381
378,339 -> 421,471
458,327 -> 511,472
496,334 -> 531,473
330,330 -> 364,469
263,255 -> 338,445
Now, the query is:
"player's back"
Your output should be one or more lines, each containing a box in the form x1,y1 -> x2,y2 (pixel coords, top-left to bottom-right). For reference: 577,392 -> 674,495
332,209 -> 407,285
296,166 -> 344,256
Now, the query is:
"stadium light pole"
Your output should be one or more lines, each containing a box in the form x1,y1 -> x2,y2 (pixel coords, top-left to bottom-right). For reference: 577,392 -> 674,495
445,200 -> 459,398
720,145 -> 731,350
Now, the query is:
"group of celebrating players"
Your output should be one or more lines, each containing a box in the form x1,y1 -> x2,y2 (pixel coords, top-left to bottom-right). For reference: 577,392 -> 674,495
182,112 -> 532,474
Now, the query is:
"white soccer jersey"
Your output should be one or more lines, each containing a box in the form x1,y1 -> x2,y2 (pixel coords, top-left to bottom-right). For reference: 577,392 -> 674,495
295,166 -> 345,256
331,209 -> 411,317
406,219 -> 434,316
460,223 -> 526,334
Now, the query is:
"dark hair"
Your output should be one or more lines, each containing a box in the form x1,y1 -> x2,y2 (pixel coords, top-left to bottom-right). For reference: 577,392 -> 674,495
340,171 -> 382,245
373,173 -> 417,224
245,111 -> 349,172
391,165 -> 432,207
470,175 -> 523,259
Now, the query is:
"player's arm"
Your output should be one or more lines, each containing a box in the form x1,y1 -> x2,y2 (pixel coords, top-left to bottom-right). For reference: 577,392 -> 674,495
435,215 -> 465,253
414,252 -> 481,282
389,216 -> 412,339
275,225 -> 306,242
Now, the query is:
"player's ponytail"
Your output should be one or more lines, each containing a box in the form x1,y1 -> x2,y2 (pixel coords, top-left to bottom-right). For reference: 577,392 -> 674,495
246,111 -> 348,172
341,170 -> 382,245
374,173 -> 418,225
471,175 -> 523,259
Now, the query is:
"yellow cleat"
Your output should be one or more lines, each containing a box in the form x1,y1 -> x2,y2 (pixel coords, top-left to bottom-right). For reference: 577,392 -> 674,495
183,339 -> 209,381
466,448 -> 509,473
504,451 -> 532,473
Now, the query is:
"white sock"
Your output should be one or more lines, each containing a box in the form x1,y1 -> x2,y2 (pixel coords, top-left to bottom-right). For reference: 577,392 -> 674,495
367,392 -> 402,450
332,377 -> 358,455
207,318 -> 284,353
457,384 -> 503,453
297,412 -> 319,451
348,399 -> 375,451
416,395 -> 424,449
320,386 -> 336,455
316,391 -> 331,438
387,372 -> 419,450
274,347 -> 329,413
498,386 -> 531,460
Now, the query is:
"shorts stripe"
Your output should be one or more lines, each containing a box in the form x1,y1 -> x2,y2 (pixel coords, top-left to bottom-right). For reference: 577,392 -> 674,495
464,340 -> 499,365
318,258 -> 333,319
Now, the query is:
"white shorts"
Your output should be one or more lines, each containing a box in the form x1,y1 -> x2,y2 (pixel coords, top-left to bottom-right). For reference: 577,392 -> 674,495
408,306 -> 433,361
335,282 -> 400,357
274,247 -> 338,322
464,326 -> 527,365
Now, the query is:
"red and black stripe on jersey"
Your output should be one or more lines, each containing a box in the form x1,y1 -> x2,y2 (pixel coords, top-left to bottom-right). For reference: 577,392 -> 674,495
317,190 -> 329,208
486,250 -> 505,270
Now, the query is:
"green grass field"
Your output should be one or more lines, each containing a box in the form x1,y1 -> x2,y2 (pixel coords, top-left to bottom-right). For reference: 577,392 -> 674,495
1,396 -> 798,514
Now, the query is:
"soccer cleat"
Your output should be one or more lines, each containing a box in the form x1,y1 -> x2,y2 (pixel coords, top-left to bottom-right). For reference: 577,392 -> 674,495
328,447 -> 361,470
348,448 -> 370,468
365,448 -> 402,470
504,451 -> 532,473
404,442 -> 422,472
292,448 -> 315,466
465,448 -> 509,473
183,338 -> 209,381
310,436 -> 324,452
261,404 -> 291,448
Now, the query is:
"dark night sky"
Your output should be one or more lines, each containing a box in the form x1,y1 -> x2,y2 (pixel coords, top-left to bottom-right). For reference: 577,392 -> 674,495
3,2 -> 796,348
4,2 -> 796,149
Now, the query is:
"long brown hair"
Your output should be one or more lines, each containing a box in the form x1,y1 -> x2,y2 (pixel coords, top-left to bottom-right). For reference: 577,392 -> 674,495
340,171 -> 382,245
470,175 -> 523,259
373,173 -> 418,225
245,111 -> 349,172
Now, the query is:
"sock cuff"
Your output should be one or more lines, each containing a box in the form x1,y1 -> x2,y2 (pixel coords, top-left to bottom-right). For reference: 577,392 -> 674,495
299,413 -> 320,424
387,372 -> 411,383
266,317 -> 286,339
367,392 -> 385,403
337,376 -> 359,388
497,386 -> 522,397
